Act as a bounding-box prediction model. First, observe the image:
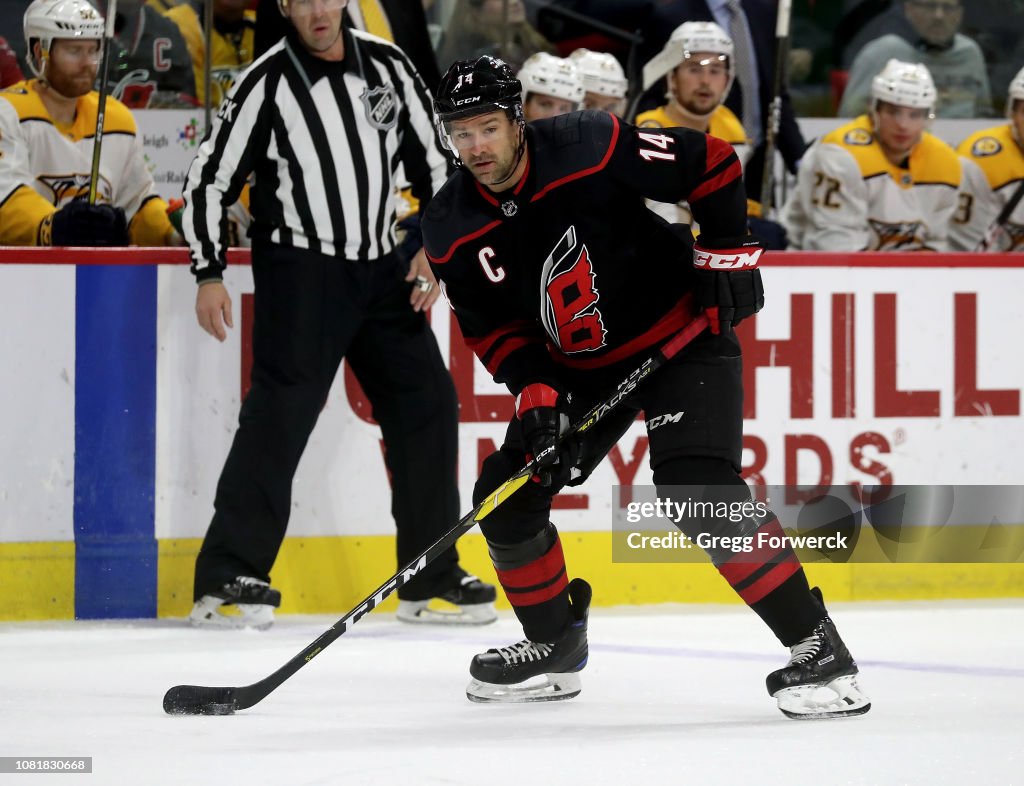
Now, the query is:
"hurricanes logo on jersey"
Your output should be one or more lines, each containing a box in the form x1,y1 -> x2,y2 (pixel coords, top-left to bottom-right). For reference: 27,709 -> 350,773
540,225 -> 608,354
868,218 -> 925,250
37,173 -> 112,206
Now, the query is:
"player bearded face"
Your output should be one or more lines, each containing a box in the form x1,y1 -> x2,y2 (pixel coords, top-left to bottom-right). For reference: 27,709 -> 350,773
874,101 -> 930,162
43,40 -> 100,99
670,53 -> 729,118
447,110 -> 524,188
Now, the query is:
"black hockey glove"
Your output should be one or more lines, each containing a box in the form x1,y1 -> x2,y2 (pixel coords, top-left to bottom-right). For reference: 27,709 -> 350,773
692,235 -> 765,335
516,383 -> 581,493
43,200 -> 129,247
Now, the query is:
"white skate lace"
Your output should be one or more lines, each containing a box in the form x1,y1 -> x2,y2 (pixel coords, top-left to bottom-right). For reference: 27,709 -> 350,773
787,627 -> 824,666
496,640 -> 553,665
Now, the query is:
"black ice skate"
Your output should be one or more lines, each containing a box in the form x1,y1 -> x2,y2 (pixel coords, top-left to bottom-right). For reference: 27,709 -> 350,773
189,576 -> 281,630
396,568 -> 498,625
466,578 -> 591,703
766,599 -> 871,719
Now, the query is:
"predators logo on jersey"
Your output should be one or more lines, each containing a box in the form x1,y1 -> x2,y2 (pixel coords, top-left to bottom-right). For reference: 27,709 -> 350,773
868,218 -> 925,250
844,128 -> 873,146
37,173 -> 112,205
971,137 -> 1002,158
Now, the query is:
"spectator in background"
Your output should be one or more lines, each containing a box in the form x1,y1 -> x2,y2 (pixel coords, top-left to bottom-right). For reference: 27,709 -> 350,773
0,0 -> 180,246
568,48 -> 627,115
950,66 -> 1024,252
782,59 -> 960,252
518,52 -> 584,121
436,0 -> 554,74
637,0 -> 806,205
838,0 -> 992,118
165,0 -> 256,107
0,35 -> 24,87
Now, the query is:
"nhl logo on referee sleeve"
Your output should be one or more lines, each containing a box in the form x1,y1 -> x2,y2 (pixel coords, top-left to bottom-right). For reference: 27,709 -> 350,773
361,85 -> 398,131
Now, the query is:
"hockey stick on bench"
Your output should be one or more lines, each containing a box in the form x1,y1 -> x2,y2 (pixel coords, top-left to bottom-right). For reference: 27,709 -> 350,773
162,313 -> 710,716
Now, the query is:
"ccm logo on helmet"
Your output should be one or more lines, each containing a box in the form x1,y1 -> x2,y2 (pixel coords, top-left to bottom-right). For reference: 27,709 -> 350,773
455,95 -> 481,106
693,246 -> 763,270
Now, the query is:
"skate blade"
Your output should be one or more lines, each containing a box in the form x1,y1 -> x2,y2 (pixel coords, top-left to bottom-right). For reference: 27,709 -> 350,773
774,674 -> 871,719
396,599 -> 497,626
189,598 -> 275,631
466,672 -> 581,703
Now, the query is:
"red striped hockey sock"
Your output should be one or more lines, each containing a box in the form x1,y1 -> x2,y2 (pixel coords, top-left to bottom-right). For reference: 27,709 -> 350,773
489,525 -> 570,642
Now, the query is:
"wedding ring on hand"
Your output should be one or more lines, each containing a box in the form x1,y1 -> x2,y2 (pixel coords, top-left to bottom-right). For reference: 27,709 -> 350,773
414,275 -> 434,293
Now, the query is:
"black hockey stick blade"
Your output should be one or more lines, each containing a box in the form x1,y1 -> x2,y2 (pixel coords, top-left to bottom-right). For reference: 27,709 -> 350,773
164,685 -> 239,715
161,314 -> 709,715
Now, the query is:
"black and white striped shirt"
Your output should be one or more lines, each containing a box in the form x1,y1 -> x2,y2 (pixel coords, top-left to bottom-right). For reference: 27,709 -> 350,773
183,25 -> 449,280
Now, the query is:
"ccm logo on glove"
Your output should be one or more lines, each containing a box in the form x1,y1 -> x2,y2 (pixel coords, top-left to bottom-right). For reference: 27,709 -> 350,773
693,246 -> 763,270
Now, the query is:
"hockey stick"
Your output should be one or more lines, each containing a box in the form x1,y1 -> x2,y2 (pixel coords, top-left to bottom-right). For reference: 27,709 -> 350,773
87,0 -> 117,205
758,0 -> 792,217
976,177 -> 1024,252
163,313 -> 710,716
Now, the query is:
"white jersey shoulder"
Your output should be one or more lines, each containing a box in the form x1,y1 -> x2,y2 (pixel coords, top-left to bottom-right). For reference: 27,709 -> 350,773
0,80 -> 154,213
950,123 -> 1024,251
781,115 -> 960,251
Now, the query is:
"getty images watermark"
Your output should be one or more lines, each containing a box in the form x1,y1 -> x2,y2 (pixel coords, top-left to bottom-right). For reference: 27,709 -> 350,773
612,485 -> 1024,564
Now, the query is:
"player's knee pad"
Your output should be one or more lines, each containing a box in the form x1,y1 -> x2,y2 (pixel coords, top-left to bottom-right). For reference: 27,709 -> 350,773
474,446 -> 552,544
486,521 -> 560,571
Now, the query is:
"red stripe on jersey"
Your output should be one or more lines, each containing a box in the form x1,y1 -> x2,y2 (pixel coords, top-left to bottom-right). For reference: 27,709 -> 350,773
486,335 -> 540,375
429,219 -> 502,264
735,559 -> 800,605
503,573 -> 569,607
704,134 -> 735,173
496,537 -> 566,589
474,179 -> 499,206
550,293 -> 697,370
688,158 -> 742,204
513,156 -> 532,195
464,319 -> 537,359
531,114 -> 621,202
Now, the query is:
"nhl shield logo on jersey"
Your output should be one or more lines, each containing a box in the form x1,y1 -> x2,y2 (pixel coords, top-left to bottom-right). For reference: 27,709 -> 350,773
361,85 -> 398,131
501,200 -> 518,217
971,137 -> 1002,158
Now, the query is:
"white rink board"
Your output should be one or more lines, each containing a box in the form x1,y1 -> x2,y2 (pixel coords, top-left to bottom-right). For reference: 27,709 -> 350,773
0,266 -> 76,543
153,263 -> 1024,540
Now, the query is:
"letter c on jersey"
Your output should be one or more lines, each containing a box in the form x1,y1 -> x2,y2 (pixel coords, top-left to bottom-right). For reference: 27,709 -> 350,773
478,246 -> 506,283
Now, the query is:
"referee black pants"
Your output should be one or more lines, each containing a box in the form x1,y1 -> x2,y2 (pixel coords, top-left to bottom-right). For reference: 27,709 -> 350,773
193,242 -> 461,602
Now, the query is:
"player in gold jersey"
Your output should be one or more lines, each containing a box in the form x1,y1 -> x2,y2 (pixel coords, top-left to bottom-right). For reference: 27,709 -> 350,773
0,0 -> 179,246
781,59 -> 960,252
950,66 -> 1024,252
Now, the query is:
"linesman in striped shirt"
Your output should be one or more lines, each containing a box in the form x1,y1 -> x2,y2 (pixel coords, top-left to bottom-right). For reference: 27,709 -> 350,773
181,0 -> 496,629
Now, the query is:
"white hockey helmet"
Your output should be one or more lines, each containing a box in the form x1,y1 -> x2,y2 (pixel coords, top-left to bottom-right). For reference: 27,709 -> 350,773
870,59 -> 936,114
1007,64 -> 1024,117
643,21 -> 734,92
568,48 -> 627,99
23,0 -> 105,78
517,53 -> 585,107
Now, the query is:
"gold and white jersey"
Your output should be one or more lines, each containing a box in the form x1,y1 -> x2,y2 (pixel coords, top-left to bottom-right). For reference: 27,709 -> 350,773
0,79 -> 172,245
950,124 -> 1024,252
635,103 -> 751,227
781,115 -> 961,252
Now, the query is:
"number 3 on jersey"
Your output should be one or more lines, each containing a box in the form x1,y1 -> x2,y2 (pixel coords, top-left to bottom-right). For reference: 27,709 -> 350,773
637,132 -> 677,162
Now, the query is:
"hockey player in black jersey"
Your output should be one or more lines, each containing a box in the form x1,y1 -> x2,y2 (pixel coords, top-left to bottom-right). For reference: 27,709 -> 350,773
421,56 -> 871,718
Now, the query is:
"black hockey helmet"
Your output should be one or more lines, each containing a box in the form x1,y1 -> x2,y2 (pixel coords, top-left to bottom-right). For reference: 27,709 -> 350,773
435,56 -> 523,125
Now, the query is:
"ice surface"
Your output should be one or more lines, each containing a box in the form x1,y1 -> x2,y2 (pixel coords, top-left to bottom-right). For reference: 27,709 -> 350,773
1,601 -> 1022,785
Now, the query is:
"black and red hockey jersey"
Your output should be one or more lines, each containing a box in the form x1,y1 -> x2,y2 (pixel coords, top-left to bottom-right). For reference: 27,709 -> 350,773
421,110 -> 748,395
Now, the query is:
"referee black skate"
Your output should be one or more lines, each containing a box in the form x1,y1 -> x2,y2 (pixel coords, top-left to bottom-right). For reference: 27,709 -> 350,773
181,0 -> 495,629
421,57 -> 870,716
